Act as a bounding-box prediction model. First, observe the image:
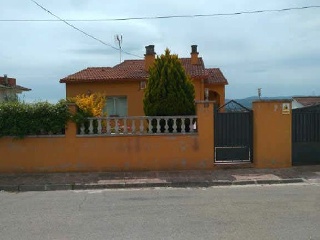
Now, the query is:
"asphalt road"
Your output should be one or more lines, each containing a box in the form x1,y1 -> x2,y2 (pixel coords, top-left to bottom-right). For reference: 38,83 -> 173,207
0,184 -> 319,240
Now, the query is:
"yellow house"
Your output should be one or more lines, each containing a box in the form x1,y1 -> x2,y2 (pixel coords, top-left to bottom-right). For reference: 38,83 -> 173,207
60,45 -> 228,116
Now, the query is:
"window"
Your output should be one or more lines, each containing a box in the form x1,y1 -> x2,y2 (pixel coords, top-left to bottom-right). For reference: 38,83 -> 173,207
104,96 -> 128,117
140,81 -> 146,90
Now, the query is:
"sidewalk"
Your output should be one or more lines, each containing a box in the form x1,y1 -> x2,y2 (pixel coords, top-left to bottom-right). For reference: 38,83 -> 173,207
1,165 -> 320,192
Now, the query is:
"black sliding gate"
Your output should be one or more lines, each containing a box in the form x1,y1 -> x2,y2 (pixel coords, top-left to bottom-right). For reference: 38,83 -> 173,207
292,105 -> 320,165
214,100 -> 253,163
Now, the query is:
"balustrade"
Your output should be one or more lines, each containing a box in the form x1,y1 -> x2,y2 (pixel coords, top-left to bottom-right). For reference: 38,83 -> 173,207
79,116 -> 197,136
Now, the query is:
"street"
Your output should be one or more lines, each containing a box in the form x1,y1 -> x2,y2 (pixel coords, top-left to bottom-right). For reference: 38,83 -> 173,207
0,184 -> 319,240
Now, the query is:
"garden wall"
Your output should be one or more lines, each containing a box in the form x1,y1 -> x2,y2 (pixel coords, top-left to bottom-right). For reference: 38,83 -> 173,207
0,100 -> 294,173
0,102 -> 214,173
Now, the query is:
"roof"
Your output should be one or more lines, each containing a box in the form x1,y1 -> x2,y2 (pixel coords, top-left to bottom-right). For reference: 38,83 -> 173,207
60,57 -> 227,85
0,77 -> 31,92
0,84 -> 31,91
205,68 -> 228,85
293,96 -> 320,107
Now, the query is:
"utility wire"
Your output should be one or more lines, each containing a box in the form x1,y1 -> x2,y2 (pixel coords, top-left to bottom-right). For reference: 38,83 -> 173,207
30,0 -> 143,58
2,5 -> 320,22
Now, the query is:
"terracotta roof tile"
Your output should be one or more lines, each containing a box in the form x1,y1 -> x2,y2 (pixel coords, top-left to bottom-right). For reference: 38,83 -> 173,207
179,58 -> 206,77
205,68 -> 228,85
60,58 -> 227,85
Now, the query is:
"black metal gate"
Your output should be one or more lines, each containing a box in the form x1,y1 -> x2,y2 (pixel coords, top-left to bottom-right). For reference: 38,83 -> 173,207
292,105 -> 320,165
214,100 -> 253,163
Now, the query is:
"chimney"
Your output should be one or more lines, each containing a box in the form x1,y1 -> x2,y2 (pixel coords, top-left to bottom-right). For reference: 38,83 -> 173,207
144,45 -> 156,71
191,45 -> 199,65
3,74 -> 8,85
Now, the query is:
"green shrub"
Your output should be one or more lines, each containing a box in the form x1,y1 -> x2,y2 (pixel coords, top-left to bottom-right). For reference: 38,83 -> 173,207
143,48 -> 196,116
0,100 -> 70,138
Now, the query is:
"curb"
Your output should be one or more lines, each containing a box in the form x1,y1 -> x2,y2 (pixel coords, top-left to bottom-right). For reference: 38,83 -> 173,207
18,184 -> 73,192
0,185 -> 19,192
232,180 -> 256,185
256,178 -> 304,185
0,178 -> 306,192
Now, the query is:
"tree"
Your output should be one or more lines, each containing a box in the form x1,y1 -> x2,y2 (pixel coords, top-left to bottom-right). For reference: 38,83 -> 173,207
143,48 -> 195,116
69,93 -> 106,131
70,92 -> 106,117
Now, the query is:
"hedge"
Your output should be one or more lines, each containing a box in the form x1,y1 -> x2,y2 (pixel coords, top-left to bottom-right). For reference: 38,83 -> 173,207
0,100 -> 70,138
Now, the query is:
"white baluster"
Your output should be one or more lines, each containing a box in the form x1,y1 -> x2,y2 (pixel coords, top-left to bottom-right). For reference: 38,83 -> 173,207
189,117 -> 193,133
97,119 -> 102,134
173,118 -> 177,133
148,117 -> 153,133
164,118 -> 169,133
106,119 -> 111,134
89,119 -> 94,134
156,118 -> 161,133
115,119 -> 119,133
181,118 -> 185,133
140,119 -> 145,133
123,118 -> 128,134
80,123 -> 85,135
131,119 -> 135,134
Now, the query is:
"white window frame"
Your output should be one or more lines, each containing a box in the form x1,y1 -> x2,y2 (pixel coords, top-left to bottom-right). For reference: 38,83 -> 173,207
104,96 -> 128,117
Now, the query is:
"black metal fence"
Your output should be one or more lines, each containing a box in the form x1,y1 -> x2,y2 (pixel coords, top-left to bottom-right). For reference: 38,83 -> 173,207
292,105 -> 320,165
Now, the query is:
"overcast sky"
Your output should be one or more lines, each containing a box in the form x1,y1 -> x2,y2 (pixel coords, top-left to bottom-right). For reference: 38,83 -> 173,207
1,0 -> 320,102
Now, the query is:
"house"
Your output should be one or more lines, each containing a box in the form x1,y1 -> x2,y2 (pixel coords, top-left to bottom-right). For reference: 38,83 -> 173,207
60,45 -> 228,116
292,96 -> 320,109
0,75 -> 31,102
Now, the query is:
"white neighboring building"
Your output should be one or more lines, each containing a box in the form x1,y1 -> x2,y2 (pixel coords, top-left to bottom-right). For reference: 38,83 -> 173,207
0,74 -> 31,102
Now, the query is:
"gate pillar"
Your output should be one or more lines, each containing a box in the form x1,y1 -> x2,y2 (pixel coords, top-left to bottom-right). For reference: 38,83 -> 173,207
196,101 -> 215,168
253,100 -> 292,168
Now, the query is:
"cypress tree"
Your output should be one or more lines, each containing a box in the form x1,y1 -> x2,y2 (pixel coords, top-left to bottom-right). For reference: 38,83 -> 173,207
143,48 -> 195,116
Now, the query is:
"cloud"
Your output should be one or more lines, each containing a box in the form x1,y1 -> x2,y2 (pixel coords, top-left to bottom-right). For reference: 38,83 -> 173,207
1,0 -> 320,101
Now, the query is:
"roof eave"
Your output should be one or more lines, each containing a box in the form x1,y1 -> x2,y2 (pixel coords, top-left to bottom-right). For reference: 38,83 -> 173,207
60,77 -> 148,83
206,81 -> 228,86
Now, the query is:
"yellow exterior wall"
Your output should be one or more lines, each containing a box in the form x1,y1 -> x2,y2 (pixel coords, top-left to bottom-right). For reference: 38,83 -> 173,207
65,79 -> 223,116
253,100 -> 292,168
66,81 -> 145,116
204,84 -> 226,107
193,79 -> 203,101
0,102 -> 215,173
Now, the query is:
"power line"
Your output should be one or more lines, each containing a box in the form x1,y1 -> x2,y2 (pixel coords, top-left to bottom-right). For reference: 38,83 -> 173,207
2,5 -> 320,22
29,0 -> 143,58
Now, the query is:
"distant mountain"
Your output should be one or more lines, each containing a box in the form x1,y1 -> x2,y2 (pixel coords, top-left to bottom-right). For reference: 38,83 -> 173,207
225,96 -> 293,109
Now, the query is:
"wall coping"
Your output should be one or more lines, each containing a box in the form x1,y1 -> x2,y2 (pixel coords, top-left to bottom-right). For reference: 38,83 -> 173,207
76,133 -> 198,138
0,135 -> 66,139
